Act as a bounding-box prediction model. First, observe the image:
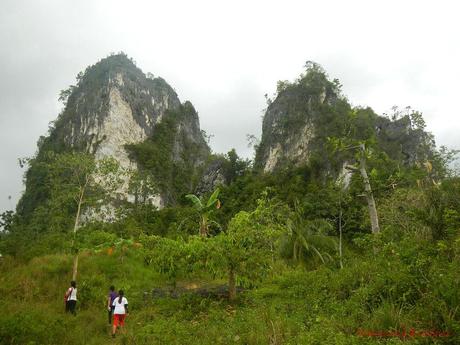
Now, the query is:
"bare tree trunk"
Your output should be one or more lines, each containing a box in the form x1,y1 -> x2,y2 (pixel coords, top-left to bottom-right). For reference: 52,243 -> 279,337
358,144 -> 380,234
338,204 -> 343,269
293,241 -> 298,261
72,182 -> 86,281
72,254 -> 79,281
270,242 -> 275,265
228,267 -> 236,301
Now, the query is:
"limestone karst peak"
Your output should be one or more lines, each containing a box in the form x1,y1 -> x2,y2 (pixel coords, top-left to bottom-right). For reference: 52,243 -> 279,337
17,54 -> 210,217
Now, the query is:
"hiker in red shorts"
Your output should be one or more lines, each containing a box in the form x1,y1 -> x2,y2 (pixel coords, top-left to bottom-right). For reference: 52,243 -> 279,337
112,290 -> 128,338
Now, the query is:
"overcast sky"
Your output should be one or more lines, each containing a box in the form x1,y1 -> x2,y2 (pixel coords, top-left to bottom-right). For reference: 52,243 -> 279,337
1,0 -> 459,214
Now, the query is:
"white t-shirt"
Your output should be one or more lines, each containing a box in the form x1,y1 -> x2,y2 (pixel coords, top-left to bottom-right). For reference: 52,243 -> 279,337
112,297 -> 128,314
67,287 -> 77,301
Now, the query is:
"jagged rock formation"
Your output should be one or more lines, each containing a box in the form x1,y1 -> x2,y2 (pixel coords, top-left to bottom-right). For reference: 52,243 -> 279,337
195,159 -> 227,196
254,64 -> 343,174
374,115 -> 435,165
18,57 -> 436,222
19,53 -> 210,213
254,64 -> 435,175
255,86 -> 333,173
46,55 -> 182,157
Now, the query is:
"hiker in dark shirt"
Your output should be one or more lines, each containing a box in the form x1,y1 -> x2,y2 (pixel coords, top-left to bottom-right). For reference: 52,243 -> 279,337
107,285 -> 117,324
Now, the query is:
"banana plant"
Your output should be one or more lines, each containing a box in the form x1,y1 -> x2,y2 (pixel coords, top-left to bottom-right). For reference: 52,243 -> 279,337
185,188 -> 221,237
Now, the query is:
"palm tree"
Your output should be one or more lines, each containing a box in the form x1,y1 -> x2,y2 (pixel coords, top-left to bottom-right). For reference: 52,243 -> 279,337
281,202 -> 337,265
185,188 -> 221,237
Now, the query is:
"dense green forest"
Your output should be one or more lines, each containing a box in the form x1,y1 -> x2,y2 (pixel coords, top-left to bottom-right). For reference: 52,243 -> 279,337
1,60 -> 460,344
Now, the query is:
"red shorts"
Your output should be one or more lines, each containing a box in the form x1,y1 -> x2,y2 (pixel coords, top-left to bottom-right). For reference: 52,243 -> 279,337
113,314 -> 126,327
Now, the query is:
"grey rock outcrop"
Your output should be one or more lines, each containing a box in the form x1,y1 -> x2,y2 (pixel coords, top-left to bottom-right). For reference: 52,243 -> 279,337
255,76 -> 338,173
254,66 -> 435,176
36,53 -> 210,208
195,159 -> 227,196
56,56 -> 180,163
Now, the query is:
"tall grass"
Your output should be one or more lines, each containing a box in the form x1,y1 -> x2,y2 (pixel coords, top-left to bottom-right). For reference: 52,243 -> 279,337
1,238 -> 458,344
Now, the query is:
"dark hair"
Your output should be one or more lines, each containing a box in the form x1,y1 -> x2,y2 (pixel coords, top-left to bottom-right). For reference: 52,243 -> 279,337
110,285 -> 115,291
118,290 -> 124,303
71,281 -> 76,288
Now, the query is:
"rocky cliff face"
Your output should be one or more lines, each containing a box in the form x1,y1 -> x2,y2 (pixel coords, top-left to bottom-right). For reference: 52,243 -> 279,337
254,65 -> 435,176
195,159 -> 227,195
33,53 -> 209,208
54,54 -> 180,165
254,66 -> 340,173
256,90 -> 323,173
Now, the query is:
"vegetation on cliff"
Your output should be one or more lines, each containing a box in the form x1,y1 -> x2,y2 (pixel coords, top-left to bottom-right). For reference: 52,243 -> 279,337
126,102 -> 210,205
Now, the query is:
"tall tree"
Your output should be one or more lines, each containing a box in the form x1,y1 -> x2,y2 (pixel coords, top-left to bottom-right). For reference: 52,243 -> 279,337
345,144 -> 380,234
208,196 -> 287,300
47,152 -> 124,280
328,128 -> 381,235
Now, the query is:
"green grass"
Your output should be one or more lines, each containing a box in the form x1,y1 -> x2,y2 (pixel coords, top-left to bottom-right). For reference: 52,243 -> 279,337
1,242 -> 458,345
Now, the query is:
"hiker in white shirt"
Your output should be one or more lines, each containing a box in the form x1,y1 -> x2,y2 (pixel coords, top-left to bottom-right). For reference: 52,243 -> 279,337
112,290 -> 128,338
64,281 -> 77,315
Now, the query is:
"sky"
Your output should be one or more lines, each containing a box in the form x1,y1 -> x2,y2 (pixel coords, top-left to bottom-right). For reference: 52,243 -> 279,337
1,0 -> 459,214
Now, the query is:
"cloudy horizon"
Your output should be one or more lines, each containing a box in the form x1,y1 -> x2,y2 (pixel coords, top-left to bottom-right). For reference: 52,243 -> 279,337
1,0 -> 459,214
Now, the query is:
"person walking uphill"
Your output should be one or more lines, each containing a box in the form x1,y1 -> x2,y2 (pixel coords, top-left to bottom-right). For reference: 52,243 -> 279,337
107,285 -> 117,324
112,290 -> 128,338
65,281 -> 77,315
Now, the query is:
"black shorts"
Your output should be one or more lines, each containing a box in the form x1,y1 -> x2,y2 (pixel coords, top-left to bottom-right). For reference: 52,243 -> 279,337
66,300 -> 77,314
108,306 -> 115,323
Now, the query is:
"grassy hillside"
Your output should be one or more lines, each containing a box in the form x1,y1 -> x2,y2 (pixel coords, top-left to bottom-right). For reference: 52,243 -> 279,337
2,226 -> 460,345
